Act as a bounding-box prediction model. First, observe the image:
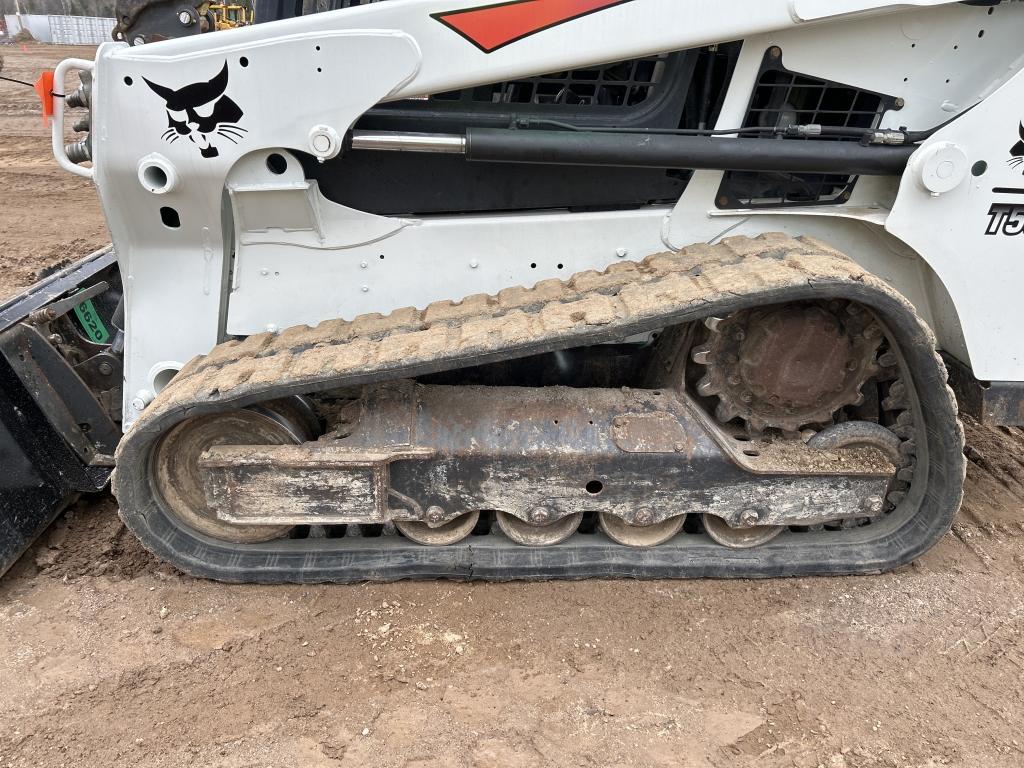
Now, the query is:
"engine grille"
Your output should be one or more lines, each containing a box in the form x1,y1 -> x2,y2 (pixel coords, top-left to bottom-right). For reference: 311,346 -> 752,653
717,50 -> 897,209
429,56 -> 669,107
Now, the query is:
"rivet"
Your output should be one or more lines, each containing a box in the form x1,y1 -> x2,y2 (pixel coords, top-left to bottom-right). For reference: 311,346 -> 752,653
361,285 -> 369,293
469,259 -> 479,269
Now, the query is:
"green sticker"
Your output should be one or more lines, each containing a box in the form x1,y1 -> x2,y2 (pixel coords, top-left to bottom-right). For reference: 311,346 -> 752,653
73,298 -> 111,344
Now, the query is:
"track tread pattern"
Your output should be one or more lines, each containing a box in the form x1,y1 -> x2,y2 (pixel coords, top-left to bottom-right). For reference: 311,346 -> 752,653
145,235 -> 858,428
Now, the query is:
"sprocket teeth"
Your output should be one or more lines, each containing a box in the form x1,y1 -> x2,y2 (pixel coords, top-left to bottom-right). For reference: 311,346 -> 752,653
882,394 -> 907,411
747,416 -> 769,433
811,410 -> 838,426
691,344 -> 713,366
877,350 -> 899,368
695,303 -> 885,432
697,375 -> 719,397
899,440 -> 917,462
715,401 -> 739,423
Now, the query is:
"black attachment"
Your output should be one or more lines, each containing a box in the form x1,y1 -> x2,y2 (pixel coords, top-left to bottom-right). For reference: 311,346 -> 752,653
944,353 -> 1024,427
0,251 -> 123,578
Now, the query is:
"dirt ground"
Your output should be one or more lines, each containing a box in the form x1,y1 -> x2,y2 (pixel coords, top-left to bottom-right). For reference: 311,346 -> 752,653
2,44 -> 1024,768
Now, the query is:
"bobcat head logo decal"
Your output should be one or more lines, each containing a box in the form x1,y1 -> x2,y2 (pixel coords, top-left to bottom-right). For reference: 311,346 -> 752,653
144,62 -> 246,159
1010,123 -> 1024,173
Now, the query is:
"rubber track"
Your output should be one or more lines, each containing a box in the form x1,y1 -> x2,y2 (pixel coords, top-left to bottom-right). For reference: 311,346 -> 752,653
113,234 -> 966,583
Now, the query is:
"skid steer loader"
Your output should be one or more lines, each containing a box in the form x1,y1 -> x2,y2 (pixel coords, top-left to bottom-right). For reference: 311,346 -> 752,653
5,0 -> 1024,582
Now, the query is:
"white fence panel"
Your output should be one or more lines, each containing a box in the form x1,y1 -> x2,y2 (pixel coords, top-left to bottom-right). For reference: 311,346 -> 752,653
48,15 -> 114,45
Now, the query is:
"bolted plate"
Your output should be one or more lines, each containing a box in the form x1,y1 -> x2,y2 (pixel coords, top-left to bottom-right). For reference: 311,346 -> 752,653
611,412 -> 694,455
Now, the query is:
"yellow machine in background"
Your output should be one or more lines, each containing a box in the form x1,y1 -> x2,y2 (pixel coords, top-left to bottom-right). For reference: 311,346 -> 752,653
205,2 -> 252,29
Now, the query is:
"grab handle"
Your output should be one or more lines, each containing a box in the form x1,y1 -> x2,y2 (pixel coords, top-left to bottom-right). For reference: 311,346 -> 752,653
51,58 -> 95,180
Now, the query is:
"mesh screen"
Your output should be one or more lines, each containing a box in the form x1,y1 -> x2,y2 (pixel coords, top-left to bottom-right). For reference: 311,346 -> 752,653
719,66 -> 890,208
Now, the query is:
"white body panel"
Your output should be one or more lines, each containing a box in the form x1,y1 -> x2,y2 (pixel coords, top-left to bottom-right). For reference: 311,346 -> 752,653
50,0 -> 1024,427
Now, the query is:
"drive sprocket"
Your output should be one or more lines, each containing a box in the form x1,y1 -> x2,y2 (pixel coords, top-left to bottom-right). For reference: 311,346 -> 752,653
691,301 -> 882,433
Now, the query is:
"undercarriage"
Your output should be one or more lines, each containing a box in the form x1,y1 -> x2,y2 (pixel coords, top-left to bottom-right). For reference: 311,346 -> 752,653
112,235 -> 965,582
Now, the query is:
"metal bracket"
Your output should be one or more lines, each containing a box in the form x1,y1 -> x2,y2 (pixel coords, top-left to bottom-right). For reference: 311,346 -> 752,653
199,444 -> 435,525
944,352 -> 1024,427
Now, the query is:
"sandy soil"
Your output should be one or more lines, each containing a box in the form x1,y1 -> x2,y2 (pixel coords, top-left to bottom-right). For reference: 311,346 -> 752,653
2,44 -> 1024,768
0,43 -> 108,302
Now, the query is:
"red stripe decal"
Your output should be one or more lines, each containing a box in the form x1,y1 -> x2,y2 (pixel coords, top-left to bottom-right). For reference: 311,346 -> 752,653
434,0 -> 634,53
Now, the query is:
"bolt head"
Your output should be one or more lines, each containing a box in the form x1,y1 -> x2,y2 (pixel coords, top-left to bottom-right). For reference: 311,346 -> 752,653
98,362 -> 114,376
425,506 -> 445,525
615,247 -> 629,258
529,508 -> 550,525
739,509 -> 760,527
635,511 -> 653,526
178,10 -> 193,24
861,496 -> 885,515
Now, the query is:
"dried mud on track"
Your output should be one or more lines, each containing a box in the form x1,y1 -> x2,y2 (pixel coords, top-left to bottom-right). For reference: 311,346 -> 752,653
2,44 -> 1024,768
